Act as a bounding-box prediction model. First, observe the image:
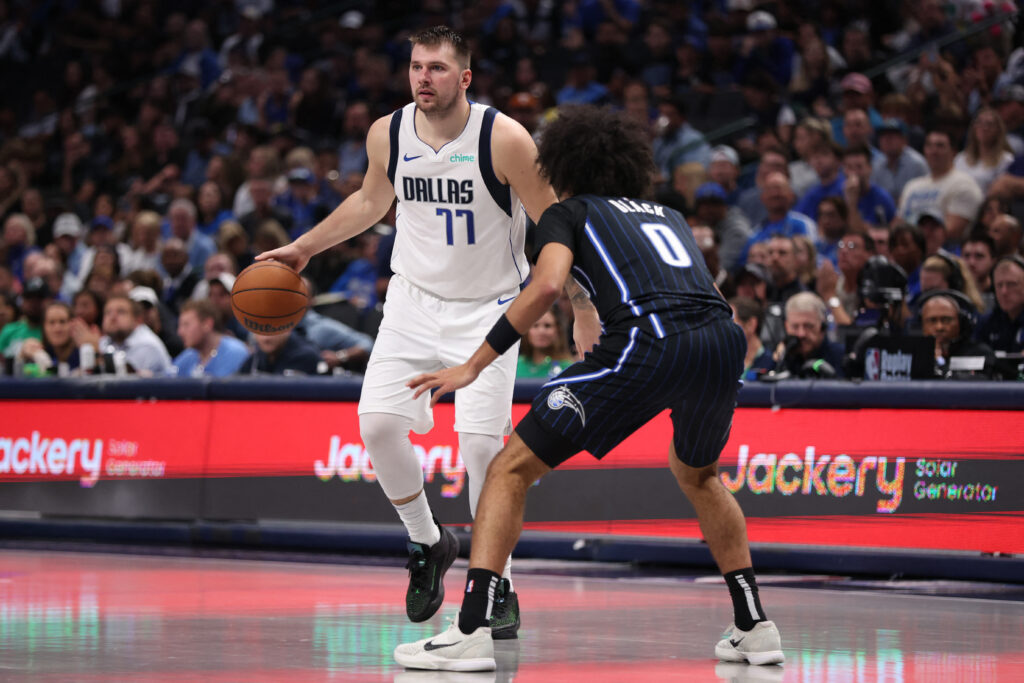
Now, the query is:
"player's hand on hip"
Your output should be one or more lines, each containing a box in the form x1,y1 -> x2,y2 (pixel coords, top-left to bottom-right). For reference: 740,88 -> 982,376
408,365 -> 481,407
255,243 -> 310,273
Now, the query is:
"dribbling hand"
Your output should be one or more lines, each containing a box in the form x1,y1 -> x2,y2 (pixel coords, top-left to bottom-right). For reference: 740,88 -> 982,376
255,243 -> 310,273
408,364 -> 481,407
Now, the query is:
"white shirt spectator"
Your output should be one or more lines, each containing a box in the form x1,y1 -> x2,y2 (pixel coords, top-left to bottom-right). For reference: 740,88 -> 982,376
99,324 -> 172,376
953,150 -> 1014,194
898,168 -> 984,226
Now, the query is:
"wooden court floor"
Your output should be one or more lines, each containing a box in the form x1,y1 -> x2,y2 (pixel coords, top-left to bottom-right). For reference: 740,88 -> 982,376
1,549 -> 1022,682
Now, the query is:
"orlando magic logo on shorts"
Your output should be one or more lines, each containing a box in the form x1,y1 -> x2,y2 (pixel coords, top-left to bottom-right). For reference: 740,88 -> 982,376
546,385 -> 586,426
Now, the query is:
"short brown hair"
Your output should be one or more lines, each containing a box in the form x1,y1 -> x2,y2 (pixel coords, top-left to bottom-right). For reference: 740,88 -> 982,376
181,298 -> 223,330
409,25 -> 471,69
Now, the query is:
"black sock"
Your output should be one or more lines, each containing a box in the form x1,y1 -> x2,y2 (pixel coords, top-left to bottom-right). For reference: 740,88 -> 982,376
458,568 -> 501,634
724,568 -> 767,631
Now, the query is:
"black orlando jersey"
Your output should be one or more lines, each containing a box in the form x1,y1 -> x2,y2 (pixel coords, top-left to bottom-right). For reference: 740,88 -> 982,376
533,195 -> 732,335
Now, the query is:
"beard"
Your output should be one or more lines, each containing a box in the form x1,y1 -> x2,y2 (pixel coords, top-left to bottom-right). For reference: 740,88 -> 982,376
414,86 -> 460,117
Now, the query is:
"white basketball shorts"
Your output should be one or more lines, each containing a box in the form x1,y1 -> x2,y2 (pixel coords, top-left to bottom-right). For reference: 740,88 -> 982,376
357,274 -> 520,436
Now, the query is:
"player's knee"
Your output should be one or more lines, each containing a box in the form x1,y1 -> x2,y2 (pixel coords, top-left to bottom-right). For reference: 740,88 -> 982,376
672,455 -> 719,492
486,446 -> 546,487
359,412 -> 408,449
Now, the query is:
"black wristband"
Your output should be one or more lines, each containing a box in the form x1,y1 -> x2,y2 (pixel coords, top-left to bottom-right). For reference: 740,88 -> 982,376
485,314 -> 520,355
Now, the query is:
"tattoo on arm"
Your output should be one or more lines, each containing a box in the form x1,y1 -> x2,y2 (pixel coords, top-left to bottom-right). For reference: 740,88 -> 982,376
564,277 -> 596,311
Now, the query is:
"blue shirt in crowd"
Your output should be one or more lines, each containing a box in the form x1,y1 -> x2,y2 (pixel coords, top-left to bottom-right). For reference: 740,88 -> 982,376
172,335 -> 249,377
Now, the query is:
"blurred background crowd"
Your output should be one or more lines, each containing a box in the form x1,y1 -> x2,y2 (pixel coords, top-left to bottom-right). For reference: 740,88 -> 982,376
0,0 -> 1022,381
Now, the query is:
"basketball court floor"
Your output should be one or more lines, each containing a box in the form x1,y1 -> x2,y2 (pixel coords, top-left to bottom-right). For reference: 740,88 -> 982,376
2,547 -> 1023,682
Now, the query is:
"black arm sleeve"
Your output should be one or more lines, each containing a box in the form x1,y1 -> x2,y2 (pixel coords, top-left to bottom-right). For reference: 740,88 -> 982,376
532,199 -> 586,262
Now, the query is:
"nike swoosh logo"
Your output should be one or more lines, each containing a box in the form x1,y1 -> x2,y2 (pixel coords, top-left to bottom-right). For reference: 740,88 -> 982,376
403,153 -> 422,162
497,296 -> 516,305
423,640 -> 457,651
729,637 -> 744,647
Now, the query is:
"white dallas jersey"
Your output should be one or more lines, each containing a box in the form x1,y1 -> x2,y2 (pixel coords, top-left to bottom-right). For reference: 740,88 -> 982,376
387,102 -> 529,300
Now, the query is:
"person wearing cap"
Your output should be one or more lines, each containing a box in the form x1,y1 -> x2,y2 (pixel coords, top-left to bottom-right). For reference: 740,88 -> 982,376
52,212 -> 86,282
274,167 -> 327,239
206,272 -> 248,341
694,182 -> 751,272
77,214 -> 132,282
831,73 -> 882,145
0,276 -> 50,359
736,10 -> 794,89
189,252 -> 238,303
898,129 -> 984,244
871,117 -> 928,202
735,262 -> 771,304
708,145 -> 741,204
172,298 -> 249,377
915,208 -> 950,258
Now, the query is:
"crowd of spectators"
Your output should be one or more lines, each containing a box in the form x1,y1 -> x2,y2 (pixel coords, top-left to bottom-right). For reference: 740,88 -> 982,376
0,0 -> 1022,382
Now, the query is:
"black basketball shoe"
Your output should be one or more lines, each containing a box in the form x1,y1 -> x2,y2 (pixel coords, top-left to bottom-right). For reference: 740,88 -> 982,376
489,578 -> 520,639
405,521 -> 459,622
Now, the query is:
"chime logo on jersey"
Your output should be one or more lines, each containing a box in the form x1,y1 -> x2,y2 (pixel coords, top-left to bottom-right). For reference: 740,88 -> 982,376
547,385 -> 586,426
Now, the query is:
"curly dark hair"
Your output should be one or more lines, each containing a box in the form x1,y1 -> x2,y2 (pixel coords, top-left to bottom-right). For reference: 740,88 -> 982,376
537,105 -> 655,199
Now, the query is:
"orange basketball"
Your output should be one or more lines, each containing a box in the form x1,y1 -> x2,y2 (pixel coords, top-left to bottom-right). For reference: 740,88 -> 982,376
230,261 -> 309,335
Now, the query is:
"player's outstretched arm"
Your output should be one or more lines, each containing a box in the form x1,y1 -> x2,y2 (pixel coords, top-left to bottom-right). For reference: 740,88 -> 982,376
255,116 -> 397,272
408,242 -> 575,406
490,114 -> 557,223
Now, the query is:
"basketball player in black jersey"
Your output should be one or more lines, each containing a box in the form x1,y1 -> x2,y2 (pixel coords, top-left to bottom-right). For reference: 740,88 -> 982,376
395,106 -> 784,671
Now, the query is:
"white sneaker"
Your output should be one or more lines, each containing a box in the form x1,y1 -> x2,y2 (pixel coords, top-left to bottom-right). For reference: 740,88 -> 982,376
394,618 -> 496,672
715,621 -> 785,666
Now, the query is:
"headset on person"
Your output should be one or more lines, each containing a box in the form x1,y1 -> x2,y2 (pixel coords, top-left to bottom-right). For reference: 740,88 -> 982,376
916,288 -> 978,342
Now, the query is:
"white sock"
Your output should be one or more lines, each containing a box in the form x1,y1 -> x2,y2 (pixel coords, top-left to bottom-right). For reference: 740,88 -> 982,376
394,491 -> 440,546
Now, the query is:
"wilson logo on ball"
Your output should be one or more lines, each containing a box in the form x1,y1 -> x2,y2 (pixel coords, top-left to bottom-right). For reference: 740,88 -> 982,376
230,261 -> 309,335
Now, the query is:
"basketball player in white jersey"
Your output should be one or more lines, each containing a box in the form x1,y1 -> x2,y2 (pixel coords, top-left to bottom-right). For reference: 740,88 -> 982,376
257,26 -> 600,638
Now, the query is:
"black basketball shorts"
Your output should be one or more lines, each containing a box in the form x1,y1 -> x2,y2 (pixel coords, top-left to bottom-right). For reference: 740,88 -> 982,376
516,316 -> 745,469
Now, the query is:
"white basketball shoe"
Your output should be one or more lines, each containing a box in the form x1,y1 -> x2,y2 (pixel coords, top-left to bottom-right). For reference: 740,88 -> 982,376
394,618 -> 496,672
715,621 -> 785,666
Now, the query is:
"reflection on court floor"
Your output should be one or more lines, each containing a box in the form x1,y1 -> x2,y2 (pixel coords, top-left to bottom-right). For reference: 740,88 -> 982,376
1,549 -> 1022,682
